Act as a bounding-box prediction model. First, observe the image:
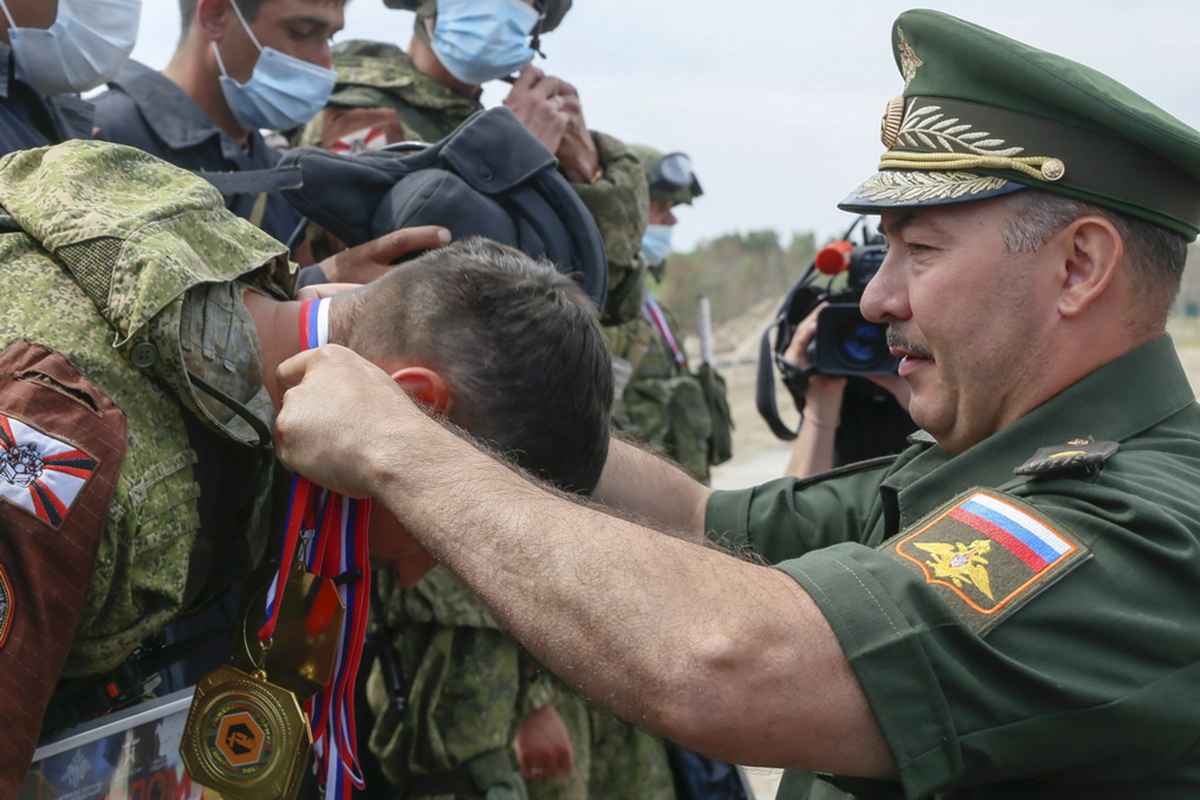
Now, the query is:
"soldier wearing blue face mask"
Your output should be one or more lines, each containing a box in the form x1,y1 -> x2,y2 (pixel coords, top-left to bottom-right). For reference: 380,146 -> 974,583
0,0 -> 140,153
91,0 -> 430,286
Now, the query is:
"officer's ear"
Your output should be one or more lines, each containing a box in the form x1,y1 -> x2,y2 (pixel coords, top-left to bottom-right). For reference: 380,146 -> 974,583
1055,215 -> 1123,319
391,366 -> 451,415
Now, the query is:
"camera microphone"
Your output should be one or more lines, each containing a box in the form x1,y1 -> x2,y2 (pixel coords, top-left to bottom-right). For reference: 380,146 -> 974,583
814,240 -> 853,275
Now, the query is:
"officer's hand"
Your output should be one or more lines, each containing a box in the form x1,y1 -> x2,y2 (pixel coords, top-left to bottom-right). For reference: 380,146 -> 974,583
275,345 -> 425,499
315,225 -> 450,284
513,704 -> 574,780
504,64 -> 569,156
549,79 -> 601,184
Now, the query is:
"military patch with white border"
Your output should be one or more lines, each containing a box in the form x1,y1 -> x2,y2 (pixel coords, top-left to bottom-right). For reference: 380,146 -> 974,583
879,489 -> 1091,635
0,412 -> 97,528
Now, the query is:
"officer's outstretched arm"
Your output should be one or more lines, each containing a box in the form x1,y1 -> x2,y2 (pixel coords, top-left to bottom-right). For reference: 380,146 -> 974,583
275,346 -> 896,778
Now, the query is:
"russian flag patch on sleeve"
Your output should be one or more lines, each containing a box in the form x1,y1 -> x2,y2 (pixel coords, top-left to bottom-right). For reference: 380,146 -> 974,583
879,488 -> 1091,635
0,413 -> 97,528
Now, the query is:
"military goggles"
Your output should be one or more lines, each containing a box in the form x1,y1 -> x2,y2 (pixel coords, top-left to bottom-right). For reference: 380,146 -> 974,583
649,152 -> 703,199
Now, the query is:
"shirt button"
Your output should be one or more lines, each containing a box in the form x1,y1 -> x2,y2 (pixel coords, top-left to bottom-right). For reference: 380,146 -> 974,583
129,341 -> 157,368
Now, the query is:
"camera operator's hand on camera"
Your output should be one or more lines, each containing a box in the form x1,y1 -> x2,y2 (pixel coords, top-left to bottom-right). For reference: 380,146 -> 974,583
505,65 -> 600,184
784,304 -> 845,479
316,225 -> 451,285
784,303 -> 847,409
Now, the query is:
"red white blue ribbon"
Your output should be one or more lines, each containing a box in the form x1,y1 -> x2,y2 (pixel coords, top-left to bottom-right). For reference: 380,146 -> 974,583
260,297 -> 372,798
642,292 -> 687,369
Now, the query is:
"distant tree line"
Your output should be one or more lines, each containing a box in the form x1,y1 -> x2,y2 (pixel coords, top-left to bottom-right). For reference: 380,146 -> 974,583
653,229 -> 818,333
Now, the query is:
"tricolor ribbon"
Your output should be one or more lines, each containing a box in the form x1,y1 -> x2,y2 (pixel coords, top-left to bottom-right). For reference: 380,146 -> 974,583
260,298 -> 372,799
642,292 -> 687,369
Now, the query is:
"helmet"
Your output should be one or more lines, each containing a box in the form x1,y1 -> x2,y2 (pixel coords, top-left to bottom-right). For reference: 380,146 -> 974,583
629,144 -> 704,206
383,0 -> 572,43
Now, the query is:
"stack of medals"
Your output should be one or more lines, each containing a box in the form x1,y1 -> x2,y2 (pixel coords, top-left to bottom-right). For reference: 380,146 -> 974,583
182,298 -> 374,800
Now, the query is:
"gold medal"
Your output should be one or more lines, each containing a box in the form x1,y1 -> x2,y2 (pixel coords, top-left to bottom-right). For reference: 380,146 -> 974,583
181,664 -> 312,800
233,561 -> 345,700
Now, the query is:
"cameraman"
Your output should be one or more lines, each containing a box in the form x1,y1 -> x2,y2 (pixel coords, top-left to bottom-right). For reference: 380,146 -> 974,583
780,301 -> 911,478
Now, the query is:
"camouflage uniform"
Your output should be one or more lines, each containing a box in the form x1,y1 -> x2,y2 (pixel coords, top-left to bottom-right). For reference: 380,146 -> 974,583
608,146 -> 732,483
0,141 -> 291,795
299,39 -> 649,324
299,35 -> 647,800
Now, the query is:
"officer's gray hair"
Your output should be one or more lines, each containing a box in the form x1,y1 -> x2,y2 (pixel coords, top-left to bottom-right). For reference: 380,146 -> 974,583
999,188 -> 1187,321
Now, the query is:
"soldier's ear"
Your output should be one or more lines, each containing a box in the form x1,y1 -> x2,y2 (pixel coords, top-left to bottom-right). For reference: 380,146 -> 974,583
391,366 -> 451,415
197,0 -> 234,42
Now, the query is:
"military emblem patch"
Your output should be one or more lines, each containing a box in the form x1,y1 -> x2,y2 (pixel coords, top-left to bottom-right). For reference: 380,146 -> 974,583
0,412 -> 97,528
896,27 -> 923,87
330,124 -> 391,154
0,563 -> 12,650
880,489 -> 1091,635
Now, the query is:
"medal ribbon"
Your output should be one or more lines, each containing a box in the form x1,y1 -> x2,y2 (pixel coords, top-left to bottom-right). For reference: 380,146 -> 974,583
261,298 -> 371,798
643,292 -> 687,369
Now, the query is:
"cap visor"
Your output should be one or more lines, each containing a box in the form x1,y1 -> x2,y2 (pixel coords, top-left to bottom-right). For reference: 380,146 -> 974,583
838,170 -> 1025,214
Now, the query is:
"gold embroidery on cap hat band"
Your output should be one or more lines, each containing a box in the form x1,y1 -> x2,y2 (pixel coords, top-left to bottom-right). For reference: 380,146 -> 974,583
883,101 -> 1067,181
853,171 -> 1010,203
880,151 -> 1065,181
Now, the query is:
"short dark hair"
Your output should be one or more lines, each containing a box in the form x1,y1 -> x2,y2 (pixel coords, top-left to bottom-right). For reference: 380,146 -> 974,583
180,0 -> 347,33
337,238 -> 613,495
999,189 -> 1188,329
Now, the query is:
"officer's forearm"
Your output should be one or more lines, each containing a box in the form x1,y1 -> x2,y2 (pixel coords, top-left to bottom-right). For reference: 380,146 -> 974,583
592,436 -> 711,542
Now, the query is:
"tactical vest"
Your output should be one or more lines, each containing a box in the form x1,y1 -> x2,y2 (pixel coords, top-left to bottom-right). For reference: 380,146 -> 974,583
0,141 -> 291,677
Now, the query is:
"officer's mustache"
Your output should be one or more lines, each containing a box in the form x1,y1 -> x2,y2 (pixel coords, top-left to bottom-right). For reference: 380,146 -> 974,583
886,328 -> 933,360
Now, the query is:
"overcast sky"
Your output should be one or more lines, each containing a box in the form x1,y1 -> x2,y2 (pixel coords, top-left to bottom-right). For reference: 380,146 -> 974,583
130,1 -> 1200,253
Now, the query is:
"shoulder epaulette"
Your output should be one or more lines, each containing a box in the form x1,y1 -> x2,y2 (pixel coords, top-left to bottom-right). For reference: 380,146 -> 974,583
1014,439 -> 1118,476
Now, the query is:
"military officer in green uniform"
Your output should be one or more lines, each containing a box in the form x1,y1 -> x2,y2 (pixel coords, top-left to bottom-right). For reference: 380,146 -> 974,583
0,140 -> 614,797
274,8 -> 1200,798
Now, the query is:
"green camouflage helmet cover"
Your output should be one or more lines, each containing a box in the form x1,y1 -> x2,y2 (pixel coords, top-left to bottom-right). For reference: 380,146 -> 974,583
384,0 -> 572,46
629,144 -> 703,206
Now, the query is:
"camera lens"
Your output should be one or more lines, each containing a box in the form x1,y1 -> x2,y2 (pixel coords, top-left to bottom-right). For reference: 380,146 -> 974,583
836,319 -> 889,370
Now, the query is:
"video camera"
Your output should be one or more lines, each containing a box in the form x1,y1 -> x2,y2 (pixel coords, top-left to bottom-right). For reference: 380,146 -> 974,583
804,237 -> 896,376
756,217 -> 915,454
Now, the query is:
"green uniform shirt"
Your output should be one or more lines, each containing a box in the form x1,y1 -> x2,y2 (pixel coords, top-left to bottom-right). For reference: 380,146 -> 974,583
707,336 -> 1200,799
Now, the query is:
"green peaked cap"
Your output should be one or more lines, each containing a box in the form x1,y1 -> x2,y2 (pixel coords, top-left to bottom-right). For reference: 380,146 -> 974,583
839,8 -> 1200,240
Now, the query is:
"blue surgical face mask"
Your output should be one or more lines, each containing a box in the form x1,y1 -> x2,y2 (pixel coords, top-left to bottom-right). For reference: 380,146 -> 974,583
430,0 -> 540,86
640,224 -> 674,266
213,0 -> 336,131
0,0 -> 141,96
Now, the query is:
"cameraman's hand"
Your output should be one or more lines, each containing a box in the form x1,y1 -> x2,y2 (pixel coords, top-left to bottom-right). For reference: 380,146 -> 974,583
784,303 -> 847,403
316,225 -> 450,285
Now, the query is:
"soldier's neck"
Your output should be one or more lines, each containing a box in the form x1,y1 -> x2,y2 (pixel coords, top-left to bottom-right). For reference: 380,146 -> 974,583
242,290 -> 304,411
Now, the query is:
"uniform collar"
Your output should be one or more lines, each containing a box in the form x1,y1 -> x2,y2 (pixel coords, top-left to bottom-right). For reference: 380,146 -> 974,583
106,59 -> 232,151
885,335 -> 1195,527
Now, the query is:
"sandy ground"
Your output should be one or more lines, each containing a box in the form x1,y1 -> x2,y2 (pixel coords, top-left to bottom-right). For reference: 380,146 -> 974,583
709,317 -> 1200,799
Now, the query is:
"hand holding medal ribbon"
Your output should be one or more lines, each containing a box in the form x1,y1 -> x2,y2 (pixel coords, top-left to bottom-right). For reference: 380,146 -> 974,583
182,298 -> 373,800
266,297 -> 373,799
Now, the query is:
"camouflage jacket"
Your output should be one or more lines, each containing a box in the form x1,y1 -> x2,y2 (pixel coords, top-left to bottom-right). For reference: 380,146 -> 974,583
0,141 -> 291,678
300,41 -> 649,323
607,291 -> 732,480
